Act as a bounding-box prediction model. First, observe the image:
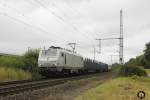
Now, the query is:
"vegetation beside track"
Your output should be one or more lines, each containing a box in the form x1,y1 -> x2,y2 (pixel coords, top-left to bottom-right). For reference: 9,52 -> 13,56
75,65 -> 149,100
0,67 -> 32,82
76,42 -> 150,100
0,49 -> 42,81
75,76 -> 150,100
145,69 -> 150,74
124,42 -> 150,68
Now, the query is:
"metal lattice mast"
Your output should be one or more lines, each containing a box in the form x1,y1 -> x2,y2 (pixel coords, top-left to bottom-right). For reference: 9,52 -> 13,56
95,10 -> 124,64
119,10 -> 124,65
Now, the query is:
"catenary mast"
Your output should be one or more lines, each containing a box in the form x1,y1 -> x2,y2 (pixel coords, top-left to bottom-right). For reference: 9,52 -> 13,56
119,10 -> 124,65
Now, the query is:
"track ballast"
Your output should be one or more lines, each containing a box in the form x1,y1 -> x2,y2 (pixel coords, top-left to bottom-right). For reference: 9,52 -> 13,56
0,72 -> 109,97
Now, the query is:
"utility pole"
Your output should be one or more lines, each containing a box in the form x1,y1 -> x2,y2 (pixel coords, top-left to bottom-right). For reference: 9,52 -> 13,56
43,46 -> 45,50
27,46 -> 31,52
119,9 -> 124,65
110,55 -> 113,65
96,39 -> 101,54
95,10 -> 124,65
94,47 -> 96,60
110,55 -> 119,65
68,43 -> 77,53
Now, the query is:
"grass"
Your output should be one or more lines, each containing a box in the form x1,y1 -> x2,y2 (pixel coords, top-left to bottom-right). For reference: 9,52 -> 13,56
0,51 -> 41,80
145,69 -> 150,74
75,76 -> 150,100
0,67 -> 32,82
0,56 -> 24,68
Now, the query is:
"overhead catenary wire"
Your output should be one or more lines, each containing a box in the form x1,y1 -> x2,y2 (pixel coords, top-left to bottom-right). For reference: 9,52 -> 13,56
31,0 -> 96,59
24,0 -> 87,46
2,0 -> 92,50
1,0 -> 97,60
0,12 -> 52,41
32,0 -> 95,45
52,1 -> 122,62
0,1 -> 87,56
50,0 -> 95,44
0,2 -> 71,44
32,0 -> 119,62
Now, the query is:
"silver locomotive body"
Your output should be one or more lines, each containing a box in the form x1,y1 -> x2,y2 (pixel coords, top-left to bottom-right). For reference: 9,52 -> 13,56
38,46 -> 84,73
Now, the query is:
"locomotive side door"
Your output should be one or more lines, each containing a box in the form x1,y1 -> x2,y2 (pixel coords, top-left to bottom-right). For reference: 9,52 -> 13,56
65,54 -> 66,65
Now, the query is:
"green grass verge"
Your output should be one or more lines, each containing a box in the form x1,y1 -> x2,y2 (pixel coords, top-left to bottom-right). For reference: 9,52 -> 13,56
145,69 -> 150,74
0,67 -> 32,82
75,76 -> 150,100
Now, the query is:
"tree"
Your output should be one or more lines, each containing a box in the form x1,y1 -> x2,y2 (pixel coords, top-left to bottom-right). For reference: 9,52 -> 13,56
22,49 -> 39,72
125,58 -> 137,66
135,55 -> 145,66
21,49 -> 42,79
144,42 -> 150,66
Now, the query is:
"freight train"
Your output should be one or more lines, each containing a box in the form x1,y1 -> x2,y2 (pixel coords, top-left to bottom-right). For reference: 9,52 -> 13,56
38,46 -> 108,76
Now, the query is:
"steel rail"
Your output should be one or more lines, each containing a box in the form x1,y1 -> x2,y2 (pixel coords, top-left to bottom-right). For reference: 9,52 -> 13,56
0,72 -> 110,97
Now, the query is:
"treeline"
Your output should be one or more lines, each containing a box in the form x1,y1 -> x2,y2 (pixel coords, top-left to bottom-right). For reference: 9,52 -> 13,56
125,42 -> 150,68
112,42 -> 150,77
0,49 -> 42,80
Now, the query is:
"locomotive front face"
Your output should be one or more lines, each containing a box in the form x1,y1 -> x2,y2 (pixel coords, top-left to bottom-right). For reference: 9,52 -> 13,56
38,49 -> 59,67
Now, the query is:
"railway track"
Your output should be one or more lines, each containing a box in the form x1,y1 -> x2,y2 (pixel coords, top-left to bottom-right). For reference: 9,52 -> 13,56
0,72 -> 110,97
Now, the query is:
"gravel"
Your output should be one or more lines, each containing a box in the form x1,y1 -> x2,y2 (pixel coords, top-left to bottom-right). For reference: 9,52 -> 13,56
0,72 -> 112,100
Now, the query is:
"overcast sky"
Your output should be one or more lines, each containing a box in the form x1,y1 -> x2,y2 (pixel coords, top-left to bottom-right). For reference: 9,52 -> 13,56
0,0 -> 150,64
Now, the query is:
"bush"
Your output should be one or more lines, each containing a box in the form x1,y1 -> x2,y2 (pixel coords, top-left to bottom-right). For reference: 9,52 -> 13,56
119,66 -> 147,76
21,49 -> 43,79
21,49 -> 39,72
111,63 -> 122,77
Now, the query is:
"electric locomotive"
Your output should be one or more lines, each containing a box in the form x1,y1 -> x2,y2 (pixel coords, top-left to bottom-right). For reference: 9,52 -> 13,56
38,46 -> 84,74
38,46 -> 108,76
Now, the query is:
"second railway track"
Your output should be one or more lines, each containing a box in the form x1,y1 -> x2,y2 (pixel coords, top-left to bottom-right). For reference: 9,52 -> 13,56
0,72 -> 110,97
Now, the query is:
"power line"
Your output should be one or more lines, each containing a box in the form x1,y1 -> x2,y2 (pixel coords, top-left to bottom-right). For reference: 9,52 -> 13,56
0,3 -> 52,36
24,1 -> 78,45
96,38 -> 120,54
32,0 -> 95,53
32,0 -> 95,42
63,0 -> 81,16
0,12 -> 52,39
28,1 -> 95,55
0,2 -> 71,44
1,0 -> 96,59
33,0 -> 66,23
94,47 -> 96,60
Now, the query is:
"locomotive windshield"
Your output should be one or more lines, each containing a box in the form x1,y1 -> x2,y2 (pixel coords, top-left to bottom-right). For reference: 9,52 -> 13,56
41,49 -> 57,57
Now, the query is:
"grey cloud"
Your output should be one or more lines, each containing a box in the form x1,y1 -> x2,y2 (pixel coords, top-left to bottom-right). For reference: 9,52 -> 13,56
0,0 -> 150,64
